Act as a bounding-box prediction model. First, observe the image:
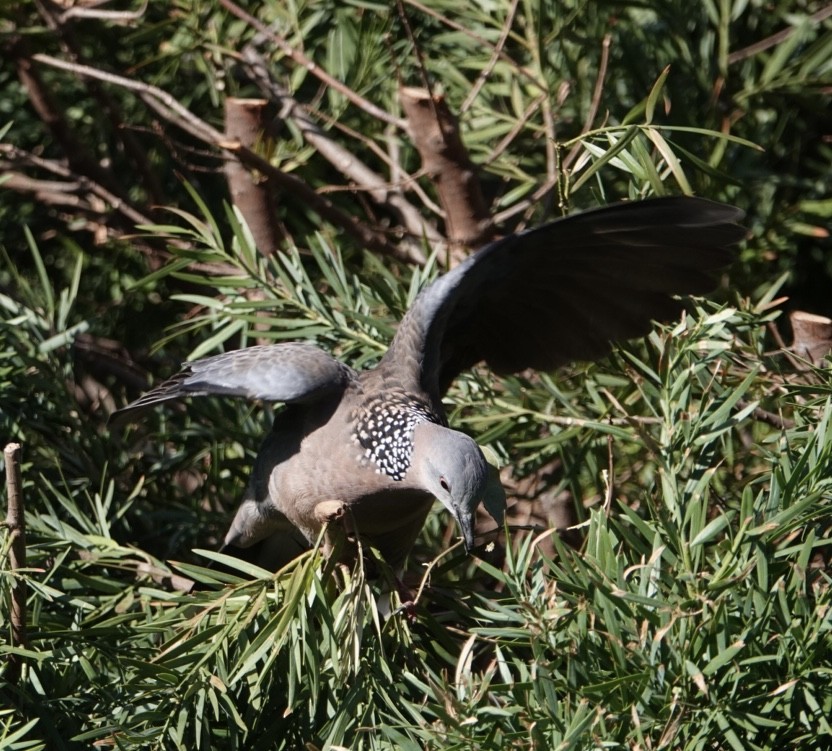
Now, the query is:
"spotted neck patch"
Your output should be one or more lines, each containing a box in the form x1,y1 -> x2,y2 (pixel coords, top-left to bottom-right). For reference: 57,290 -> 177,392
352,394 -> 439,481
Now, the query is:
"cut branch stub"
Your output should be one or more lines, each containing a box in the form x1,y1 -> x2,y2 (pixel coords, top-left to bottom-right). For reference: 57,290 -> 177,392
222,97 -> 283,257
399,86 -> 492,252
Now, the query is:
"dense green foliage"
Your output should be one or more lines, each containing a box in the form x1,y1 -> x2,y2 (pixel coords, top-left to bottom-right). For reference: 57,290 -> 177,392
1,2 -> 831,749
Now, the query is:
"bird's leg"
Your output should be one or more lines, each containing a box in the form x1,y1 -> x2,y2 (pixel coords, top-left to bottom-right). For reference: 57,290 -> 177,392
313,499 -> 349,560
312,502 -> 417,621
313,498 -> 366,589
313,499 -> 354,590
392,576 -> 418,622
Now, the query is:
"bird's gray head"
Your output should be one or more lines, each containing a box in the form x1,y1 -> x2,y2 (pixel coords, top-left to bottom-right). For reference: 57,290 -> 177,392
411,422 -> 490,552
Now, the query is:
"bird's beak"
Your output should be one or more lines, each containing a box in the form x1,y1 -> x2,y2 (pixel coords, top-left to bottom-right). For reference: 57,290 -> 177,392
455,508 -> 476,553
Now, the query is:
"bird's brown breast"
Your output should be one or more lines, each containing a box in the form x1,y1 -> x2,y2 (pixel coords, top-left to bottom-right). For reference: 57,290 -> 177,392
263,390 -> 438,553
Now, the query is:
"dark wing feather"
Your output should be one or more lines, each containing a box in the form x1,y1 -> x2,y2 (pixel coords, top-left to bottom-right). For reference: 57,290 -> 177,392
111,342 -> 355,424
381,196 -> 744,396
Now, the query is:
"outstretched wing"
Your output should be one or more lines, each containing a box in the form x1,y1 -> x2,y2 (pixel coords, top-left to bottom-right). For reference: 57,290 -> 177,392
381,196 -> 745,396
111,342 -> 356,423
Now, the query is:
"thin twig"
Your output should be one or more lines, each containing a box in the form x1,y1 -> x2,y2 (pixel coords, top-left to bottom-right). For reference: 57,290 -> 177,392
4,442 -> 27,684
489,397 -> 662,427
217,0 -> 406,130
1,144 -> 154,228
32,53 -> 223,142
727,6 -> 832,64
482,94 -> 546,167
396,0 -> 437,100
491,175 -> 561,226
562,33 -> 612,173
1,149 -> 247,275
59,0 -> 148,24
403,0 -> 544,91
461,0 -> 520,113
412,539 -> 464,607
494,33 -> 612,225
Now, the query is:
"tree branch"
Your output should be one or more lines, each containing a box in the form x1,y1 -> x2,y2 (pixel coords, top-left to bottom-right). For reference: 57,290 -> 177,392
239,48 -> 439,257
4,442 -> 27,684
58,0 -> 148,24
402,0 -> 545,91
492,33 -> 612,226
727,5 -> 832,64
13,40 -> 130,203
460,0 -> 521,114
37,2 -> 166,206
0,144 -> 154,229
30,53 -> 415,263
223,97 -> 283,257
399,86 -> 492,251
562,33 -> 612,173
0,146 -> 245,277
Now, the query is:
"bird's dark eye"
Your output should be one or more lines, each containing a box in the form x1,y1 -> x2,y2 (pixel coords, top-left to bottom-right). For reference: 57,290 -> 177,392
440,477 -> 450,492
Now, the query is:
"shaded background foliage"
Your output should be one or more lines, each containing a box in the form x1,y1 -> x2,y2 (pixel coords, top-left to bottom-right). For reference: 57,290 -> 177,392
1,1 -> 831,749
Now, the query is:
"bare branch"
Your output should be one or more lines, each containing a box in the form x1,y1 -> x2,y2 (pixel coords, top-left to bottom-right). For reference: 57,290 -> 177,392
562,33 -> 612,173
4,442 -> 27,684
1,169 -> 85,207
13,42 -> 130,202
491,33 -> 613,227
728,5 -> 832,64
402,0 -> 545,91
32,53 -> 224,142
396,0 -> 438,99
0,146 -> 249,276
0,144 -> 154,228
37,2 -> 166,205
482,94 -> 546,168
460,0 -> 521,113
58,0 -> 148,24
491,176 -> 560,227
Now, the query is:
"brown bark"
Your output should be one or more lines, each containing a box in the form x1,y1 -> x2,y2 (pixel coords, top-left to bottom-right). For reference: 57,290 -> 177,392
399,86 -> 492,251
223,97 -> 283,257
4,442 -> 27,684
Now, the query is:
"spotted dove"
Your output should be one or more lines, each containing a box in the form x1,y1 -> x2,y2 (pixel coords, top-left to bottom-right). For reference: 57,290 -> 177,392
113,197 -> 745,570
